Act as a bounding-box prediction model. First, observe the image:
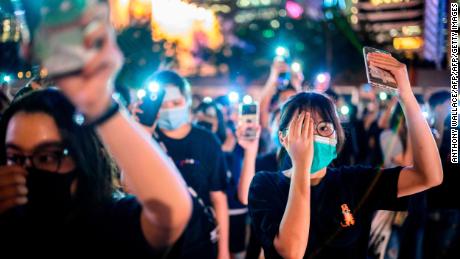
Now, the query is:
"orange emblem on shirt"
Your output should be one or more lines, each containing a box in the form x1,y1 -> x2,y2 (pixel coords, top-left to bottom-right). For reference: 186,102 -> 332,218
340,204 -> 355,228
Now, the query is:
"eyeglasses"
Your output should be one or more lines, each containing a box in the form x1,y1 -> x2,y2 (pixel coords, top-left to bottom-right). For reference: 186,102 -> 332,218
282,121 -> 335,138
6,146 -> 72,173
315,121 -> 335,137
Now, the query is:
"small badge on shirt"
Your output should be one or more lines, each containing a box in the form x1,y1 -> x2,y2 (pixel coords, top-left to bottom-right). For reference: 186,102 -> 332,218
178,158 -> 198,167
340,204 -> 355,228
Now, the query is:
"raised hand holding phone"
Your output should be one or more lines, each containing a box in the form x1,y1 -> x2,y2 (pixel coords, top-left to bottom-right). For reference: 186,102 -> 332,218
34,0 -> 108,79
238,102 -> 260,140
366,52 -> 412,97
363,47 -> 399,93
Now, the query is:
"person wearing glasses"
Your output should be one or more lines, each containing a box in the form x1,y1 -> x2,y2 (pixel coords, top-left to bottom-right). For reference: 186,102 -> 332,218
0,6 -> 192,256
247,53 -> 443,259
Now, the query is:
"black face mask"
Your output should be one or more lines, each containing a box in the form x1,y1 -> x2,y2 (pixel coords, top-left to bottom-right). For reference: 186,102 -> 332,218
24,168 -> 77,220
197,121 -> 214,132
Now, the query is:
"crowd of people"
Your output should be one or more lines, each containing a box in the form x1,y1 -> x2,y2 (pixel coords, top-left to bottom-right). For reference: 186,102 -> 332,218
0,1 -> 458,259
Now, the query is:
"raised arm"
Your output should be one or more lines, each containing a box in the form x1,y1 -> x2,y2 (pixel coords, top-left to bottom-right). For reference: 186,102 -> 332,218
236,124 -> 260,205
260,60 -> 287,129
368,53 -> 443,198
378,96 -> 398,129
56,22 -> 191,249
274,111 -> 314,259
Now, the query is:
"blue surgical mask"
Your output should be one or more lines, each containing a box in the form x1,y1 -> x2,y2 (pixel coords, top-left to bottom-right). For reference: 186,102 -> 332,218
157,106 -> 189,130
310,135 -> 337,174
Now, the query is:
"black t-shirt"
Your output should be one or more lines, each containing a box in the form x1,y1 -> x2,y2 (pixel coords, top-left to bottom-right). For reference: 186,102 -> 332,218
226,145 -> 246,210
156,126 -> 228,206
248,166 -> 407,259
167,196 -> 218,259
426,124 -> 460,209
155,126 -> 226,258
256,151 -> 280,173
0,196 -> 161,257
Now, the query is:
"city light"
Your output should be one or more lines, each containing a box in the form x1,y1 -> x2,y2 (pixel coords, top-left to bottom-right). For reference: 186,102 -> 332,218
203,96 -> 213,103
286,0 -> 304,20
291,62 -> 301,72
340,105 -> 350,115
3,75 -> 11,83
270,19 -> 280,29
228,91 -> 240,103
316,73 -> 327,83
393,37 -> 424,50
109,0 -> 223,76
137,89 -> 147,99
379,92 -> 388,101
148,82 -> 160,92
275,46 -> 288,57
243,95 -> 253,104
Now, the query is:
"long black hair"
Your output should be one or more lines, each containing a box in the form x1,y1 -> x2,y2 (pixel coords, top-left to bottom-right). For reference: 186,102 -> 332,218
0,89 -> 116,208
277,92 -> 345,168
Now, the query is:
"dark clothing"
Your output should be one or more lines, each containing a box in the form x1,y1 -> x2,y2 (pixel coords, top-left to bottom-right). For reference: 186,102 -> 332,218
423,209 -> 460,259
245,150 -> 280,259
248,166 -> 407,259
256,151 -> 280,173
426,126 -> 460,209
225,145 -> 249,253
335,122 -> 360,166
0,196 -> 161,257
226,145 -> 245,210
423,120 -> 460,258
168,196 -> 218,259
155,126 -> 227,259
155,126 -> 228,207
229,213 -> 248,253
355,120 -> 384,166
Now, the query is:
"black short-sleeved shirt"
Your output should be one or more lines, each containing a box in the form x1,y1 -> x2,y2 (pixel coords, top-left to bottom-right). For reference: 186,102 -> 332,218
167,196 -> 218,259
426,125 -> 460,209
226,145 -> 246,210
248,166 -> 407,259
256,151 -> 280,173
0,196 -> 161,257
156,126 -> 228,206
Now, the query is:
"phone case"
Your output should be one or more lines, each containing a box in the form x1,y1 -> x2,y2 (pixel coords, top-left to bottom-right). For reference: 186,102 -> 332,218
238,103 -> 260,139
33,3 -> 107,78
138,89 -> 166,127
363,47 -> 399,92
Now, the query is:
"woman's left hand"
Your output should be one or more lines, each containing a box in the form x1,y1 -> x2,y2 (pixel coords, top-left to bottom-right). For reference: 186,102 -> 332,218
367,53 -> 412,97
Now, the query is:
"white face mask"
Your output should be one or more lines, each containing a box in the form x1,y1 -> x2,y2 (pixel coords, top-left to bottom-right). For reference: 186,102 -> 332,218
157,87 -> 189,131
157,106 -> 189,130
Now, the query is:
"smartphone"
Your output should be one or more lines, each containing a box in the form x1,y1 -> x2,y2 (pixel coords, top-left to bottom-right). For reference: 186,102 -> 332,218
33,0 -> 107,79
238,102 -> 259,140
275,48 -> 291,89
138,88 -> 166,127
363,47 -> 398,92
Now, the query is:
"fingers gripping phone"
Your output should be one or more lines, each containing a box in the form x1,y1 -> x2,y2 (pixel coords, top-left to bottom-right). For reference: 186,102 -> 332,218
33,0 -> 107,79
363,47 -> 398,92
238,102 -> 259,140
138,87 -> 166,127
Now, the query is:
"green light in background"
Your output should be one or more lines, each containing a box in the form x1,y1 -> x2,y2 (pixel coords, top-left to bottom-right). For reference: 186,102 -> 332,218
262,29 -> 275,38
